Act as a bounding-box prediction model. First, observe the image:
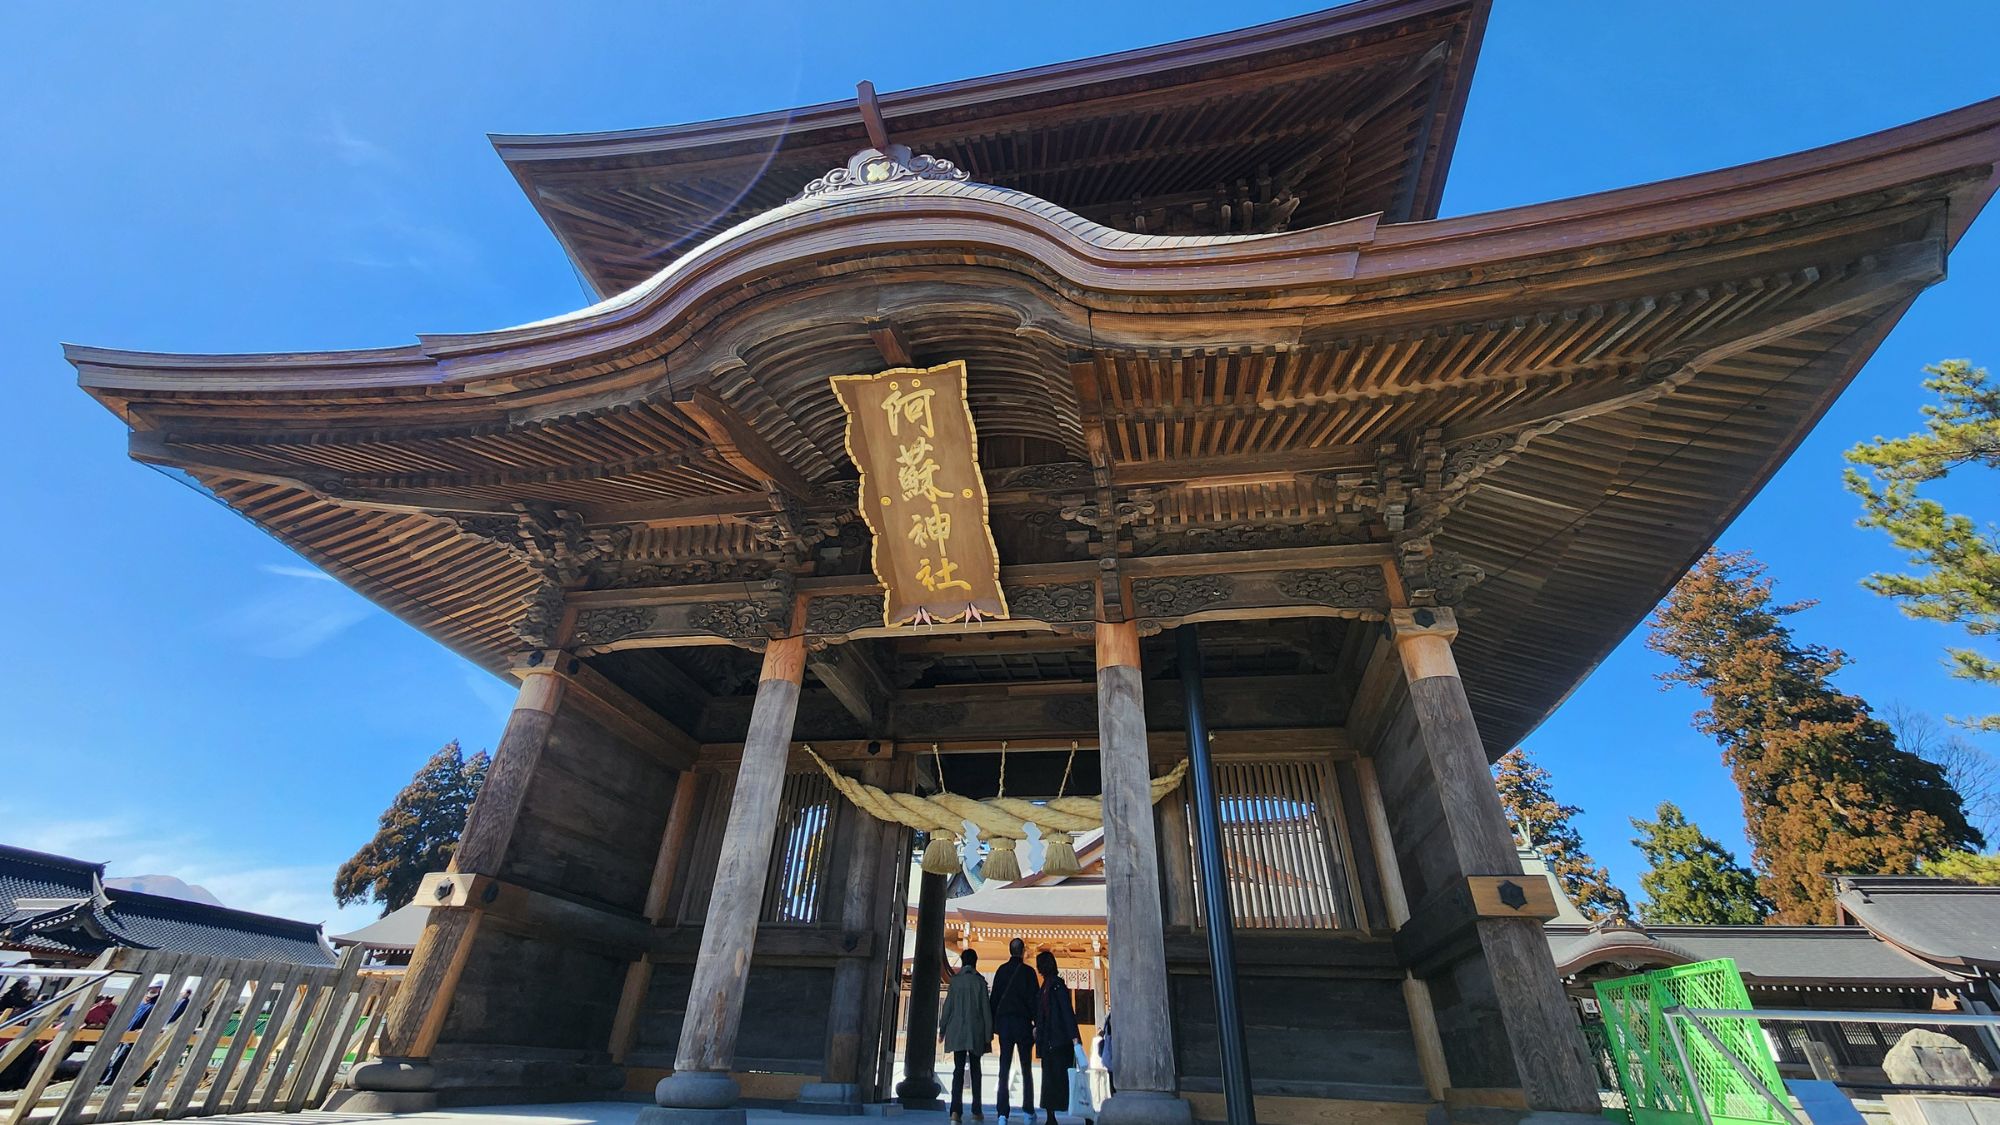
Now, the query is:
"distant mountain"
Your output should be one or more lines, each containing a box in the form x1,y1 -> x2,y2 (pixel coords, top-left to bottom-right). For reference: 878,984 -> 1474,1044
105,875 -> 224,907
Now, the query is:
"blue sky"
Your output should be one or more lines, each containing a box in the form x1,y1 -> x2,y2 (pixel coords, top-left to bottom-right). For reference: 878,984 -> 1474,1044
2,2 -> 1996,929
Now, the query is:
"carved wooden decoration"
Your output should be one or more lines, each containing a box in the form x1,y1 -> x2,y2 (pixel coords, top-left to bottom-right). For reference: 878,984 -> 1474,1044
830,361 -> 1009,626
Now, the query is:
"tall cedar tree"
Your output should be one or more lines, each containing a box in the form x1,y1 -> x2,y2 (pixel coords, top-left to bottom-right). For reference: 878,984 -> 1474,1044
1844,361 -> 2000,730
1494,748 -> 1631,920
1630,801 -> 1771,925
334,741 -> 489,916
1648,550 -> 1982,923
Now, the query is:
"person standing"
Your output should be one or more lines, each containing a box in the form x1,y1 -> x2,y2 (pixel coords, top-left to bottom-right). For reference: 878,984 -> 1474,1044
1095,1009 -> 1114,1095
1033,951 -> 1081,1125
989,937 -> 1039,1123
940,949 -> 994,1122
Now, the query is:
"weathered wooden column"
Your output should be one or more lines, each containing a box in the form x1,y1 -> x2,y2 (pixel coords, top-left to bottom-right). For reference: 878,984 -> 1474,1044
895,866 -> 947,1108
647,637 -> 807,1123
347,656 -> 567,1111
1095,620 -> 1195,1125
803,758 -> 895,1110
1389,607 -> 1600,1114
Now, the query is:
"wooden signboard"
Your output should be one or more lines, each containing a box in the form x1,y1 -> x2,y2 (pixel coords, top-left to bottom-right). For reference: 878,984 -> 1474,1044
831,360 -> 1009,626
1467,874 -> 1560,920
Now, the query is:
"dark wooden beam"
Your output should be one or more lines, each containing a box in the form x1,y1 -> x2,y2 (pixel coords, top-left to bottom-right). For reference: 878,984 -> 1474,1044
585,491 -> 778,527
1066,358 -> 1112,471
864,318 -> 914,367
856,81 -> 891,152
1110,445 -> 1376,488
808,641 -> 895,736
556,658 -> 700,770
676,386 -> 815,497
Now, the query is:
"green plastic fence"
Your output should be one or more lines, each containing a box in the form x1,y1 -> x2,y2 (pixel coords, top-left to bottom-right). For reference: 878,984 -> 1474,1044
1593,958 -> 1785,1125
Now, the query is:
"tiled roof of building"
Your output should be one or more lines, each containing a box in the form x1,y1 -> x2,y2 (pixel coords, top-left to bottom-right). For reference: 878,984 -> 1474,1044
0,843 -> 101,904
101,887 -> 335,966
1546,921 -> 1958,989
0,842 -> 334,967
1835,875 -> 2000,972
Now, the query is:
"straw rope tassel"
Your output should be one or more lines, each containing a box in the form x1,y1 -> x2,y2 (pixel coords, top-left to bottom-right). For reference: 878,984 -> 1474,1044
804,750 -> 1189,877
1039,742 -> 1084,877
982,743 -> 1023,881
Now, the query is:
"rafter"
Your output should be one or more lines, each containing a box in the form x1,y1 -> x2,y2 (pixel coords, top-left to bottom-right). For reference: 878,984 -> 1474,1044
676,387 -> 816,497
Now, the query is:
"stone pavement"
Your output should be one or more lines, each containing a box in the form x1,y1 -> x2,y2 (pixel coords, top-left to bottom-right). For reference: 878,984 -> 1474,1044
149,1098 -> 1095,1125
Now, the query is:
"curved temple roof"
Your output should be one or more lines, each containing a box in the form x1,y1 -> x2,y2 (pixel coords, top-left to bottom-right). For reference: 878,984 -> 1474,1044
492,0 -> 1490,295
65,22 -> 2000,755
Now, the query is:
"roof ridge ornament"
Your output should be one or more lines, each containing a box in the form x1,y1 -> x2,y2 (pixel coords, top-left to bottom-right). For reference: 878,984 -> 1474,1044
794,143 -> 970,201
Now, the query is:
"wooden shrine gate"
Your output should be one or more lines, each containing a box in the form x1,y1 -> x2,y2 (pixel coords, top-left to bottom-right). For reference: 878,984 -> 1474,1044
0,947 -> 392,1125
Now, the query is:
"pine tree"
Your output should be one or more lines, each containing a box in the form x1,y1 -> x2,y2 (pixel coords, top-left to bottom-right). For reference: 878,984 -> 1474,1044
1844,360 -> 2000,731
1494,748 -> 1631,920
1919,850 -> 2000,885
335,741 -> 490,915
1648,550 -> 1982,923
1629,802 -> 1771,925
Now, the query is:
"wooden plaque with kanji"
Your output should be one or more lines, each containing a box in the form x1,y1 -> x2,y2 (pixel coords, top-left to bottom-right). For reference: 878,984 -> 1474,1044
830,360 -> 1010,626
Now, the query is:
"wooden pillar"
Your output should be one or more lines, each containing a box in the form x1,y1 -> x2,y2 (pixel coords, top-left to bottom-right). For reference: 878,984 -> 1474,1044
1389,608 -> 1599,1114
1357,757 -> 1451,1102
806,759 -> 894,1108
1156,771 -> 1196,929
366,663 -> 565,1082
895,868 -> 947,1108
650,637 -> 806,1117
1095,621 -> 1196,1125
609,772 -> 707,1065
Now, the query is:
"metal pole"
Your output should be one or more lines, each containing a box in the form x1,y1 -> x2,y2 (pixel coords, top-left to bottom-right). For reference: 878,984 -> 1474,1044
1663,1010 -> 1718,1125
896,862 -> 947,1108
1179,623 -> 1256,1125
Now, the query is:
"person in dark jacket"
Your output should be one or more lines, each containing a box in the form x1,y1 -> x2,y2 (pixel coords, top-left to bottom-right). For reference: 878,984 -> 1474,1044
1033,950 -> 1082,1125
939,949 -> 993,1122
988,937 -> 1039,1122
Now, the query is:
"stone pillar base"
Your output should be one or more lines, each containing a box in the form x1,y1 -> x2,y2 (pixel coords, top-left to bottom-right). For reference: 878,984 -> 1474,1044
1097,1090 -> 1195,1125
347,1057 -> 436,1091
788,1082 -> 864,1114
655,1069 -> 742,1108
893,1072 -> 941,1110
322,1089 -> 439,1114
332,1056 -> 438,1112
637,1108 -> 746,1125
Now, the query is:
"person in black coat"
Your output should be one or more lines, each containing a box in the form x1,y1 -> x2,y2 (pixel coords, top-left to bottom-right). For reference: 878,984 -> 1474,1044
988,937 -> 1039,1121
1032,950 -> 1082,1124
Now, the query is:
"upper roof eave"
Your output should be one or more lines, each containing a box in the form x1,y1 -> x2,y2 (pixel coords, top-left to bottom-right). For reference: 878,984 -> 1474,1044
488,0 -> 1485,165
492,0 -> 1489,292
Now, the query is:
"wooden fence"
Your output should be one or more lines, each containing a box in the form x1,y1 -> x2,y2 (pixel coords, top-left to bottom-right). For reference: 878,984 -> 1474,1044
0,946 -> 395,1125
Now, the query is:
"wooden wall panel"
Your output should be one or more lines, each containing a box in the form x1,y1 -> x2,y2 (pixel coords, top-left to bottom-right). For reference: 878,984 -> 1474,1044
1367,688 -> 1453,908
629,961 -> 835,1076
439,925 -> 627,1051
502,707 -> 680,914
1168,972 -> 1425,1098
